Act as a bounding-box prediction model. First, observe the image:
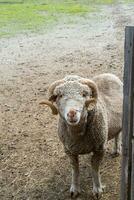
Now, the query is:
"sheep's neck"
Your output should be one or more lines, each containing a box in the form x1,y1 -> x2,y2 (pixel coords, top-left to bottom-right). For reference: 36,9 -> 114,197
66,109 -> 96,138
66,118 -> 87,137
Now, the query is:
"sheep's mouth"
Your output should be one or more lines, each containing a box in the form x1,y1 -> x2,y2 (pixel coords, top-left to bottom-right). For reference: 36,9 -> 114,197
69,119 -> 77,123
67,119 -> 79,125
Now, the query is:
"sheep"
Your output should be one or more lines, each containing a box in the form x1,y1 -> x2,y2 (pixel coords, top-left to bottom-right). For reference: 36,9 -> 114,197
40,73 -> 123,199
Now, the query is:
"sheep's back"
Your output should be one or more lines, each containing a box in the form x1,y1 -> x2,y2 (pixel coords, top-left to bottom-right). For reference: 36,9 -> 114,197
93,73 -> 123,140
93,73 -> 123,96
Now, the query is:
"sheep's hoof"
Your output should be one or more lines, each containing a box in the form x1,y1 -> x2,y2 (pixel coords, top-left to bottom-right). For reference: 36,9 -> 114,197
92,185 -> 105,199
70,184 -> 80,198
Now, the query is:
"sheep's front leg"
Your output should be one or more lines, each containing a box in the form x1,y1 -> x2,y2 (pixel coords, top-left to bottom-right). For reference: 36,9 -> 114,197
68,154 -> 80,198
91,149 -> 105,199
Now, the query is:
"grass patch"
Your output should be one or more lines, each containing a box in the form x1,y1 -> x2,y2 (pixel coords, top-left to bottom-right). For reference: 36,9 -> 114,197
0,4 -> 55,36
78,0 -> 116,4
0,0 -> 131,38
122,0 -> 134,2
0,1 -> 92,37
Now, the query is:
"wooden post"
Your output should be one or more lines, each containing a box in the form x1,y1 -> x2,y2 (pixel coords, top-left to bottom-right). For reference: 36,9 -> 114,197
121,26 -> 134,200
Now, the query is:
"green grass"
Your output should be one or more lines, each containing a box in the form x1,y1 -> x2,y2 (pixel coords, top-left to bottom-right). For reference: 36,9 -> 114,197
0,1 -> 92,37
0,0 -> 132,38
123,0 -> 134,2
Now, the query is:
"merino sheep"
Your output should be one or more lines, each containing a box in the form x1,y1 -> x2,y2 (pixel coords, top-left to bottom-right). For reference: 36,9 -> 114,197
40,73 -> 123,199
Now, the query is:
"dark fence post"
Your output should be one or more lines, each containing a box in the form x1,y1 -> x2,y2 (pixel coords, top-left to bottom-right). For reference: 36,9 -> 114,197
121,26 -> 134,200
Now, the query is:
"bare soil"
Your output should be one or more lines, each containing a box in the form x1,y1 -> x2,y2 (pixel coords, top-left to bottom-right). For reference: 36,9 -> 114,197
0,3 -> 134,200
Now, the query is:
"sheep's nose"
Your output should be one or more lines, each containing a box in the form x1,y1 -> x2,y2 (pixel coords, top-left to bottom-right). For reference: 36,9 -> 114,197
67,109 -> 77,119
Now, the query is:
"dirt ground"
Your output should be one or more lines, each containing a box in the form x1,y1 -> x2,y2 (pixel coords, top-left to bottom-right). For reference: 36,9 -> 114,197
0,2 -> 134,200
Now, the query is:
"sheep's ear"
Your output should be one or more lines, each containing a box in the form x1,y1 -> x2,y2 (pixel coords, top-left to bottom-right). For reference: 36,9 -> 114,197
39,100 -> 58,115
85,98 -> 97,111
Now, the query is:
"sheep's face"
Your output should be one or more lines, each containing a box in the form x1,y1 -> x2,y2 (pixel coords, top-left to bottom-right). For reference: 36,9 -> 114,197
54,82 -> 92,126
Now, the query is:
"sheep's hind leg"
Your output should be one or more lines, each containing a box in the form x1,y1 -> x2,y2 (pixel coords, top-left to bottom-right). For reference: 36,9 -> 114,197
91,149 -> 105,199
68,154 -> 80,198
112,132 -> 122,157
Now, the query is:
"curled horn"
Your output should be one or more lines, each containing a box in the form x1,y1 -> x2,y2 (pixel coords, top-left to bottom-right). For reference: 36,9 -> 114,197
39,100 -> 58,115
48,80 -> 64,101
80,79 -> 98,109
39,79 -> 64,115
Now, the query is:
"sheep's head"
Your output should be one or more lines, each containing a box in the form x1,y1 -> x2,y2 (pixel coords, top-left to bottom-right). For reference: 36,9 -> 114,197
40,76 -> 98,126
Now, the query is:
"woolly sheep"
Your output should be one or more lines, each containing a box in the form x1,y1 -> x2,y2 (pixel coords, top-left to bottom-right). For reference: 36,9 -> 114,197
40,73 -> 123,199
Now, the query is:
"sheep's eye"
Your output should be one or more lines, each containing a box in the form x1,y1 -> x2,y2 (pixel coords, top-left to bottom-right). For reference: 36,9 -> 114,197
59,94 -> 63,98
83,94 -> 86,97
82,91 -> 87,97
